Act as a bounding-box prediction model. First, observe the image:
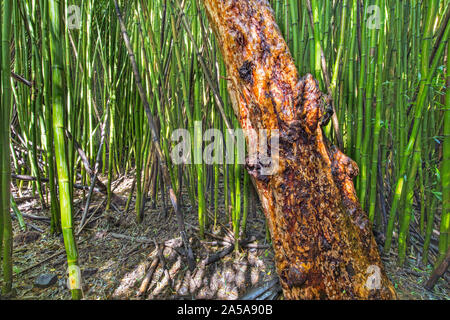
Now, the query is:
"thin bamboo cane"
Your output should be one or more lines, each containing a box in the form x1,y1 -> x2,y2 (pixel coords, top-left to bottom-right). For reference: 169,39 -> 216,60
40,0 -> 60,233
368,0 -> 385,222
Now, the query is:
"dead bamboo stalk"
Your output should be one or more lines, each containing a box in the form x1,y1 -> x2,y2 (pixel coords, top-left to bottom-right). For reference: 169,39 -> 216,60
138,256 -> 160,297
79,109 -> 109,229
425,247 -> 450,291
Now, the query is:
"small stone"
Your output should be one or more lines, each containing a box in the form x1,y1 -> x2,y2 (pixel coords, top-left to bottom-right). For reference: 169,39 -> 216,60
34,274 -> 58,288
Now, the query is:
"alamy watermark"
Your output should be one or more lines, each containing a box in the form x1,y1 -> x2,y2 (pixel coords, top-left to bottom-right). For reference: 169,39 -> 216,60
170,122 -> 279,176
365,265 -> 382,290
67,5 -> 82,30
67,265 -> 82,290
367,5 -> 382,30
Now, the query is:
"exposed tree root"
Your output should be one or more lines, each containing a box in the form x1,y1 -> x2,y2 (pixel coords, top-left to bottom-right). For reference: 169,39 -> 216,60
425,248 -> 450,291
138,257 -> 160,297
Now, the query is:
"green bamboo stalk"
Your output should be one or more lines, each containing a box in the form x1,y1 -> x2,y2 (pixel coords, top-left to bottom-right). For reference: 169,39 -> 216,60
396,0 -> 406,181
309,0 -> 324,87
48,0 -> 82,300
10,196 -> 26,232
241,171 -> 249,236
30,44 -> 46,208
106,0 -> 120,211
40,0 -> 60,233
359,3 -> 379,210
329,0 -> 348,97
1,0 -> 13,295
192,0 -> 207,238
213,101 -> 220,231
0,0 -> 5,262
422,195 -> 438,265
368,0 -> 385,222
288,0 -> 299,68
298,4 -> 307,75
233,126 -> 241,252
397,133 -> 422,265
354,1 -> 369,181
439,44 -> 450,263
347,0 -> 357,158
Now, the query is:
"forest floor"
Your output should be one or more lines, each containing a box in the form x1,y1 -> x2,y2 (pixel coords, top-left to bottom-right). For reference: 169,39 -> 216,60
4,174 -> 450,300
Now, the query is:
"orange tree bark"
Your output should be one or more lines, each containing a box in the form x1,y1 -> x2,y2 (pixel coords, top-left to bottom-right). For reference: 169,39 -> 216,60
201,0 -> 397,299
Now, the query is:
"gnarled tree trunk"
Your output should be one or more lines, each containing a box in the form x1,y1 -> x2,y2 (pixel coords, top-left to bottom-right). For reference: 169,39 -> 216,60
201,0 -> 396,299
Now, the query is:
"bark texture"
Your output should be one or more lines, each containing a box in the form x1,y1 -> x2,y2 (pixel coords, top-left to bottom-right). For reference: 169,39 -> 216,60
201,0 -> 397,299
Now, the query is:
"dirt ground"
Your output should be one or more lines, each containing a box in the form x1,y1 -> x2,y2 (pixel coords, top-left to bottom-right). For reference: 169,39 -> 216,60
4,174 -> 449,300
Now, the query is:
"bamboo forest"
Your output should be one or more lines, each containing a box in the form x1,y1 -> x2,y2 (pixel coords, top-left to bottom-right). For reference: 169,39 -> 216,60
0,0 -> 449,301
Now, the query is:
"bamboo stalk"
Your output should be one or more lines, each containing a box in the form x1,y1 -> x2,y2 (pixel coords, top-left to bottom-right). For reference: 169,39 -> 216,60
439,44 -> 450,263
1,0 -> 13,295
48,0 -> 82,300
